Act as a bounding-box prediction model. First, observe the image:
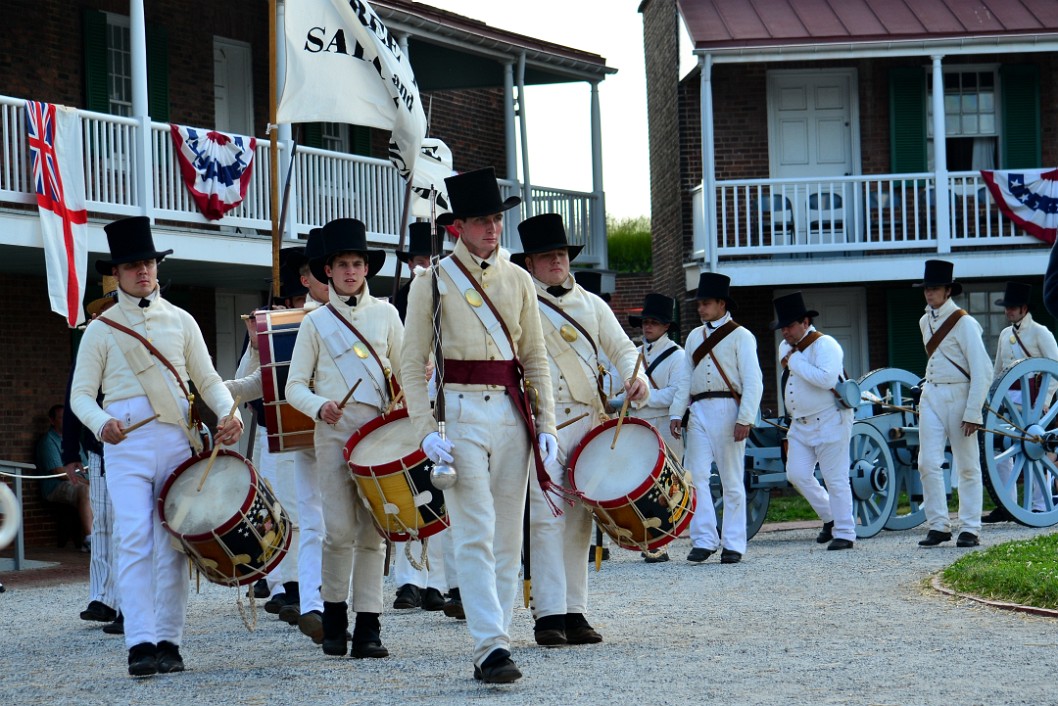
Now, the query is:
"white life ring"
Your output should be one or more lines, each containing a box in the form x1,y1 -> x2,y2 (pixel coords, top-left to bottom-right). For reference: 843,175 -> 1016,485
0,482 -> 21,550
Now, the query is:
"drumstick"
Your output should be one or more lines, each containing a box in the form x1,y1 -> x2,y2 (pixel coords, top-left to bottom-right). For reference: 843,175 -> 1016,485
611,353 -> 645,450
337,379 -> 363,410
123,414 -> 160,434
196,396 -> 241,493
384,388 -> 405,415
556,412 -> 589,431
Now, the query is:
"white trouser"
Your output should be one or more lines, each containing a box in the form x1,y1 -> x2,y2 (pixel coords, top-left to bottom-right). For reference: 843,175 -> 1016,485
103,396 -> 192,649
293,446 -> 323,613
440,527 -> 458,590
254,425 -> 299,596
392,532 -> 448,591
442,390 -> 529,667
786,407 -> 856,542
685,398 -> 747,554
919,382 -> 983,535
529,403 -> 596,620
995,390 -> 1049,511
638,410 -> 683,458
314,403 -> 385,612
87,450 -> 118,611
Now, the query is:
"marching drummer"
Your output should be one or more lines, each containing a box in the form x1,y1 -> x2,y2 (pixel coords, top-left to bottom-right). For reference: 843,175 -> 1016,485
400,167 -> 558,684
915,260 -> 991,548
285,218 -> 403,659
772,292 -> 856,550
69,216 -> 243,677
516,213 -> 647,646
669,273 -> 763,565
984,281 -> 1058,522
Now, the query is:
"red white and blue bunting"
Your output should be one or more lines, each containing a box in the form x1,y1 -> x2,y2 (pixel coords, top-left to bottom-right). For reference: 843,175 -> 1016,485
981,168 -> 1058,244
170,125 -> 256,220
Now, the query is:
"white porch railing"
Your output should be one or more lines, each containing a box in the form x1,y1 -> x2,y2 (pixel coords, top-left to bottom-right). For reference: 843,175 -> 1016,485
0,95 -> 601,258
692,172 -> 1038,261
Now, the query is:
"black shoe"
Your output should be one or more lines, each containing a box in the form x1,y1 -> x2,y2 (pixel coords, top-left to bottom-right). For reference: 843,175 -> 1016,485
264,592 -> 286,615
534,615 -> 567,646
565,613 -> 602,644
827,538 -> 855,551
981,508 -> 1011,524
643,551 -> 670,563
249,578 -> 269,599
474,649 -> 522,684
80,600 -> 117,622
127,642 -> 158,677
322,601 -> 349,656
421,587 -> 445,611
156,641 -> 185,674
687,547 -> 714,563
587,546 -> 610,562
298,610 -> 324,644
816,521 -> 834,544
918,530 -> 953,547
956,531 -> 980,548
720,549 -> 742,564
393,583 -> 421,610
443,589 -> 466,620
351,612 -> 389,659
103,613 -> 124,635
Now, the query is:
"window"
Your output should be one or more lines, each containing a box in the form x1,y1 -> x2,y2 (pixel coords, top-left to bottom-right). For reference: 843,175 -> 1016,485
959,282 -> 1006,356
927,66 -> 999,171
321,123 -> 350,153
83,8 -> 167,120
105,14 -> 132,117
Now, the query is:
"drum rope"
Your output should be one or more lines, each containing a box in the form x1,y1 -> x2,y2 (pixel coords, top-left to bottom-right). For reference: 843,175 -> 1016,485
403,538 -> 431,573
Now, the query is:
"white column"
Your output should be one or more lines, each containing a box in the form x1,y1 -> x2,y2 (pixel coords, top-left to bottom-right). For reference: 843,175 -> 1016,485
700,54 -> 718,272
277,0 -> 297,241
130,0 -> 154,219
931,55 -> 951,254
503,62 -> 517,184
516,52 -> 532,218
589,80 -> 607,267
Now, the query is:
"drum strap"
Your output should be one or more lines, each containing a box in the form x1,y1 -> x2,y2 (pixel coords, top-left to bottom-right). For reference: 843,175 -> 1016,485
96,315 -> 204,454
537,298 -> 607,411
321,303 -> 399,407
444,359 -> 569,516
645,345 -> 678,389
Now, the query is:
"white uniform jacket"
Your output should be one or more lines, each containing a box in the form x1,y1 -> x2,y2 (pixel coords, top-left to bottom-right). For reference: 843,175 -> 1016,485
780,327 -> 845,419
919,298 -> 992,424
993,312 -> 1058,403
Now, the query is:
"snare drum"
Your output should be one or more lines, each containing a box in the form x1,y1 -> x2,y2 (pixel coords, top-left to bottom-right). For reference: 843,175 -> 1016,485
158,450 -> 292,586
343,408 -> 448,543
568,417 -> 695,552
255,308 -> 315,452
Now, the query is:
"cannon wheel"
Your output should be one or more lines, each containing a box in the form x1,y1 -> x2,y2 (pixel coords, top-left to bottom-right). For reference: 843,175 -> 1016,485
980,358 -> 1058,528
856,367 -> 926,530
711,471 -> 772,542
849,421 -> 897,538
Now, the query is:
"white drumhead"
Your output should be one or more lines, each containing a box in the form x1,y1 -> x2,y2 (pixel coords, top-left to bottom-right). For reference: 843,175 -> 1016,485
164,455 -> 252,535
349,416 -> 418,467
573,422 -> 659,501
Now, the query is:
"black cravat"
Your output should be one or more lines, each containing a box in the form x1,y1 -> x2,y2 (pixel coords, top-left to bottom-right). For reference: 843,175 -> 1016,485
138,298 -> 151,309
706,320 -> 717,330
547,285 -> 568,298
480,261 -> 490,270
345,296 -> 357,307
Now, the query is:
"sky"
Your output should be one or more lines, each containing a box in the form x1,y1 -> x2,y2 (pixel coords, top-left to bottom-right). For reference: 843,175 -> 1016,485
427,0 -> 693,221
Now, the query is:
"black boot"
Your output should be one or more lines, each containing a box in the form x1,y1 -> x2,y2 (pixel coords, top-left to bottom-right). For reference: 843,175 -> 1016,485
127,642 -> 158,677
816,521 -> 834,544
351,612 -> 389,658
321,601 -> 349,656
442,588 -> 465,620
278,582 -> 301,625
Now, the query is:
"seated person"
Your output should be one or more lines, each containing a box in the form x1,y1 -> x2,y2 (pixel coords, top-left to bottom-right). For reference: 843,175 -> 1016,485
36,404 -> 92,549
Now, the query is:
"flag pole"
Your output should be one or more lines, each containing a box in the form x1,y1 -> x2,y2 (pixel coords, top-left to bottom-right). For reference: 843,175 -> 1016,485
268,0 -> 281,299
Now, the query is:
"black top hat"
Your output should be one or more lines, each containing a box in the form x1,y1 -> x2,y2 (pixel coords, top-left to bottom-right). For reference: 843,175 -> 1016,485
995,281 -> 1031,308
395,222 -> 434,263
512,213 -> 584,266
435,167 -> 521,226
914,259 -> 962,297
575,270 -> 603,295
690,272 -> 737,312
95,216 -> 174,275
309,219 -> 386,283
279,247 -> 308,300
770,291 -> 820,330
630,293 -> 676,327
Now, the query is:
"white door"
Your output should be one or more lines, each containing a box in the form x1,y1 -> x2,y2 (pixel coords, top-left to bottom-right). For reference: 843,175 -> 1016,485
215,290 -> 261,456
774,287 -> 868,409
214,38 -> 254,136
767,70 -> 860,242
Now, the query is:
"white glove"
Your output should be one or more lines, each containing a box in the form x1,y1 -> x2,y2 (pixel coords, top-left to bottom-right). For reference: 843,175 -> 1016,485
538,432 -> 559,468
422,432 -> 454,465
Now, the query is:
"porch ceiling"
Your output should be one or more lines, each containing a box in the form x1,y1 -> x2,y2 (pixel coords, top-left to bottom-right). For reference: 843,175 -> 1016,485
678,0 -> 1058,51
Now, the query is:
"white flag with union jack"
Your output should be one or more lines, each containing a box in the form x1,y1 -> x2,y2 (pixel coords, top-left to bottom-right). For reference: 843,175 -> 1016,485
26,102 -> 88,327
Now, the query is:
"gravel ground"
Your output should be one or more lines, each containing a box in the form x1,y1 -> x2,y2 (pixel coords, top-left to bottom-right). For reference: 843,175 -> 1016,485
2,522 -> 1056,706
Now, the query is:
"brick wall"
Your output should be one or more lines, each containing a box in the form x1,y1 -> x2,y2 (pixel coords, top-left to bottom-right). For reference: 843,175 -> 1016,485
423,88 -> 509,178
608,273 -> 654,339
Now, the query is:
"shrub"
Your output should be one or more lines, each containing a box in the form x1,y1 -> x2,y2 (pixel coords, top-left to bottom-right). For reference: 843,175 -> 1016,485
607,215 -> 651,273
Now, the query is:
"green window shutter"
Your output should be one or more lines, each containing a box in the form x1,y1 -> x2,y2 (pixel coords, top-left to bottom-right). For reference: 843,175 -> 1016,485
302,123 -> 323,148
82,9 -> 109,113
147,23 -> 169,121
886,287 -> 927,377
1000,64 -> 1040,169
889,67 -> 927,174
351,126 -> 372,156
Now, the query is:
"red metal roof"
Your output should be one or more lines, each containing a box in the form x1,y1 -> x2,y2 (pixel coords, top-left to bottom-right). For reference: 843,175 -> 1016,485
678,0 -> 1058,50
